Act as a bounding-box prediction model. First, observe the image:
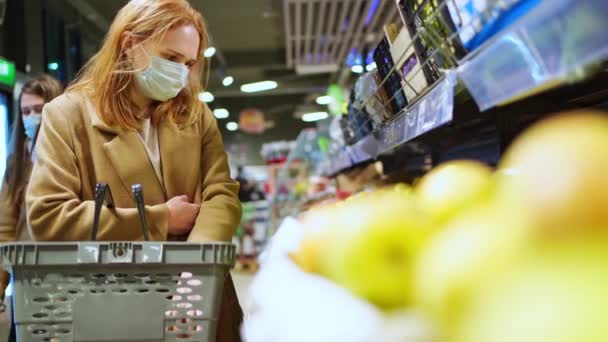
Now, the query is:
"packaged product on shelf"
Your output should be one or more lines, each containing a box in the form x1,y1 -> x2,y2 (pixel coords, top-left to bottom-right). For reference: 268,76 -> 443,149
261,141 -> 296,164
373,36 -> 409,118
339,90 -> 375,146
397,0 -> 466,84
329,115 -> 346,145
352,71 -> 388,128
386,23 -> 430,103
341,105 -> 374,146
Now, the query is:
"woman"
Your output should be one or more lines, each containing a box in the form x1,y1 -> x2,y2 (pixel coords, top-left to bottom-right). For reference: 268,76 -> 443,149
0,75 -> 63,297
25,0 -> 243,340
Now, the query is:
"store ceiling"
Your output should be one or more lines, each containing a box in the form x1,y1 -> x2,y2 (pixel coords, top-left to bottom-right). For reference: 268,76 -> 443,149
283,0 -> 400,73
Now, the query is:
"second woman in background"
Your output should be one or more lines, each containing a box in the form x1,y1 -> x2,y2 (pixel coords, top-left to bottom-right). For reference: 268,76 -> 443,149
0,75 -> 63,297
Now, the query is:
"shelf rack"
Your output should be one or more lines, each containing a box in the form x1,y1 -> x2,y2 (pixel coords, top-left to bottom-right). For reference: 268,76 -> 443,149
325,0 -> 608,177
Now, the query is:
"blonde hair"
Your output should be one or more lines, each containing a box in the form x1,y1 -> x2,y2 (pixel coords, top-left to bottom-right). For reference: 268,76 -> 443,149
68,0 -> 208,130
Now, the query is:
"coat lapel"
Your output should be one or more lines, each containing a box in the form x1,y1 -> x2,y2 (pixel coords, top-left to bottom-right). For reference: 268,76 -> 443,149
91,106 -> 166,204
158,119 -> 202,201
102,132 -> 166,203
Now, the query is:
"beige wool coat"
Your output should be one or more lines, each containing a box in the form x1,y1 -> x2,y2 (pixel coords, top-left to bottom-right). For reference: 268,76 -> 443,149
26,92 -> 241,242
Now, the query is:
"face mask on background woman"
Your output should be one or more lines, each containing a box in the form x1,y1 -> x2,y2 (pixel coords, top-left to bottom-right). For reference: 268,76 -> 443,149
23,113 -> 42,140
133,47 -> 189,102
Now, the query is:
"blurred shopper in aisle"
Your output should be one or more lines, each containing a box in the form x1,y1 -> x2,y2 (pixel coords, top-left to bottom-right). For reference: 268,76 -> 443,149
236,166 -> 266,202
0,75 -> 63,298
25,0 -> 242,340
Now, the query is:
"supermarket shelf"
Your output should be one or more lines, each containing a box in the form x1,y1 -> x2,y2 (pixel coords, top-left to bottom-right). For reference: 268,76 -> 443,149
459,0 -> 608,111
325,74 -> 457,176
379,69 -> 608,176
326,0 -> 608,176
377,73 -> 457,153
326,135 -> 377,176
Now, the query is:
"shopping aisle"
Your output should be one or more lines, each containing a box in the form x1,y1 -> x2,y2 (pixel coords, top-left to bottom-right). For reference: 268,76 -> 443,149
232,271 -> 255,317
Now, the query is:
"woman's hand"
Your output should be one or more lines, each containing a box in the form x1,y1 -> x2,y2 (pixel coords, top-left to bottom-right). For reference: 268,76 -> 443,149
166,195 -> 200,235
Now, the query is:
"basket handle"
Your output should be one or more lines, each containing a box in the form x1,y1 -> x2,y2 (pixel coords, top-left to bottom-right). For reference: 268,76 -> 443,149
131,184 -> 150,241
91,183 -> 115,241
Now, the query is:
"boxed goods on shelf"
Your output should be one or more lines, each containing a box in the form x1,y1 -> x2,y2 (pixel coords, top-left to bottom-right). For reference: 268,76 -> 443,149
373,37 -> 409,118
352,71 -> 389,127
340,105 -> 374,146
397,0 -> 460,84
387,24 -> 430,103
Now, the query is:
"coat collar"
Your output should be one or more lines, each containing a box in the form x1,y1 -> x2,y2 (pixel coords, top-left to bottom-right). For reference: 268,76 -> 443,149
87,98 -> 201,202
89,107 -> 123,135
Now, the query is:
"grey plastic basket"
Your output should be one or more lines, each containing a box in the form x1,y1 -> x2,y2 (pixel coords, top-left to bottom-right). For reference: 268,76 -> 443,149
0,242 -> 236,342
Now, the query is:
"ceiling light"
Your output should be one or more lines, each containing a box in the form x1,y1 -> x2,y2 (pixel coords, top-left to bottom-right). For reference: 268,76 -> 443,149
222,76 -> 234,87
213,108 -> 229,119
302,111 -> 329,122
198,91 -> 214,103
365,62 -> 377,72
203,47 -> 216,58
240,80 -> 278,93
351,65 -> 364,74
315,95 -> 332,105
226,121 -> 239,131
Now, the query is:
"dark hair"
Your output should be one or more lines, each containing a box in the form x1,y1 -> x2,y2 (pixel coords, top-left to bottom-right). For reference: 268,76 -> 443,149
4,74 -> 63,202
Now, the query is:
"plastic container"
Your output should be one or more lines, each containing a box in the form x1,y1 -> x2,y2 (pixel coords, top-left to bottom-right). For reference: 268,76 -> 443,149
446,0 -> 541,51
0,242 -> 235,342
458,0 -> 608,110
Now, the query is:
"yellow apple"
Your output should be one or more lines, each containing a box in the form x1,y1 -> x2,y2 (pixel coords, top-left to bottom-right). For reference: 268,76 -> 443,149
414,204 -> 530,332
415,160 -> 494,226
319,186 -> 431,311
453,239 -> 608,342
498,111 -> 608,233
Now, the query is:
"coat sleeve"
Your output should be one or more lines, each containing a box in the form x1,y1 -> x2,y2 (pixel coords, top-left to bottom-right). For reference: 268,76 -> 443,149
26,99 -> 170,242
0,176 -> 17,242
189,106 -> 242,242
0,176 -> 16,299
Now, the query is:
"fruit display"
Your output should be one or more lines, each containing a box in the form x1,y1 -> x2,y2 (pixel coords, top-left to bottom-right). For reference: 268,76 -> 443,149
288,110 -> 608,340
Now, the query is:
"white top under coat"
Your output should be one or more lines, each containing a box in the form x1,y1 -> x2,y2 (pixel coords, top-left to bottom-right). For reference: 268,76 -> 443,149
137,118 -> 164,190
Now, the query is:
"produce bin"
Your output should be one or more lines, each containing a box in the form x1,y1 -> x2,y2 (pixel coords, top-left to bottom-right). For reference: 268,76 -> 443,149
0,242 -> 235,342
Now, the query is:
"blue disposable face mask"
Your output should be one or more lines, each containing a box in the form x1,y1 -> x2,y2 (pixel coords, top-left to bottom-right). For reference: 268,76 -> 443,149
133,48 -> 190,102
23,113 -> 42,140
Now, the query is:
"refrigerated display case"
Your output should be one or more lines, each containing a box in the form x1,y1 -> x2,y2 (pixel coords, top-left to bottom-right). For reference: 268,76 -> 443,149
0,57 -> 16,182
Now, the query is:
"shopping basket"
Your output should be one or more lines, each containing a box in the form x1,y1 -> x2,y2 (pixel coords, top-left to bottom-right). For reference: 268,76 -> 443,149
0,241 -> 236,342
